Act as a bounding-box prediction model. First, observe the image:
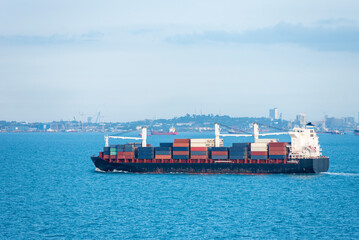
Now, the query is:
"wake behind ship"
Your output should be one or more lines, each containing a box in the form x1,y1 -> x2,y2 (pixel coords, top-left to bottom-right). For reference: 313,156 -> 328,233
91,123 -> 329,174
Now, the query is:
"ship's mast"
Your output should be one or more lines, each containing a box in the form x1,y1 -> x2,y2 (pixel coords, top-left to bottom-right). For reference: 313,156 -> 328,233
105,127 -> 147,147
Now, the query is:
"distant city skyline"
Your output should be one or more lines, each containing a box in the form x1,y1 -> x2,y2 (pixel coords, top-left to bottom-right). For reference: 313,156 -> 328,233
1,1 -> 358,122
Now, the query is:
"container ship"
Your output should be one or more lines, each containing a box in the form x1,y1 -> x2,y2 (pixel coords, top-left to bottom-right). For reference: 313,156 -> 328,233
91,123 -> 329,174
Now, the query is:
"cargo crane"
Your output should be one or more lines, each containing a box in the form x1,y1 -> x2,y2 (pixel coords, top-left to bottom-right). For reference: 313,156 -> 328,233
105,127 -> 147,147
215,123 -> 322,159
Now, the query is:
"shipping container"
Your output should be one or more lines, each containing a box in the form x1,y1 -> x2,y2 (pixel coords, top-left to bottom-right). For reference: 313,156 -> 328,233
173,143 -> 190,147
251,155 -> 267,160
173,151 -> 189,155
211,155 -> 228,160
268,146 -> 287,151
190,155 -> 208,159
269,155 -> 286,159
155,155 -> 171,159
173,155 -> 189,159
190,138 -> 214,143
268,142 -> 288,147
250,151 -> 267,156
190,147 -> 207,151
211,147 -> 228,151
211,151 -> 228,156
190,151 -> 207,155
174,139 -> 190,143
172,147 -> 189,151
229,155 -> 247,160
155,151 -> 171,155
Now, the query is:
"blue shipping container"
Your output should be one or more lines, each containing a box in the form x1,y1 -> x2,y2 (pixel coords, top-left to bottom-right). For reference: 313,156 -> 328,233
173,147 -> 189,151
172,155 -> 189,159
155,147 -> 171,151
190,151 -> 207,155
251,155 -> 267,160
229,155 -> 247,160
155,151 -> 171,155
269,155 -> 286,160
211,155 -> 228,160
211,147 -> 228,151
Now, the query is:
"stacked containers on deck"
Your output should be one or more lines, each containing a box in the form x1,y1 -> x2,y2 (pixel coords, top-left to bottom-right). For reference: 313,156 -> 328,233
110,145 -> 117,156
116,144 -> 136,159
155,147 -> 172,159
173,139 -> 190,159
103,147 -> 110,155
190,139 -> 212,159
211,147 -> 228,160
268,142 -> 288,159
250,142 -> 268,160
229,143 -> 249,160
137,147 -> 155,159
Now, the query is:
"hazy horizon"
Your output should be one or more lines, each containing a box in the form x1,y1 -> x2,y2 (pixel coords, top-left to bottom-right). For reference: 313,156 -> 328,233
1,1 -> 358,122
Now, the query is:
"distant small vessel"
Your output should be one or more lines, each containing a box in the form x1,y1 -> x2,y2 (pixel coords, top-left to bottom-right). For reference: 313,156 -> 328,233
331,130 -> 344,135
354,128 -> 359,136
151,127 -> 178,135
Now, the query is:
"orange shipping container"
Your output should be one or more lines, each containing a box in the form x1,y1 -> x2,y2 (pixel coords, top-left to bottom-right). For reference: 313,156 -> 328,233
211,151 -> 228,155
155,155 -> 171,159
173,143 -> 190,147
173,151 -> 189,155
190,155 -> 207,159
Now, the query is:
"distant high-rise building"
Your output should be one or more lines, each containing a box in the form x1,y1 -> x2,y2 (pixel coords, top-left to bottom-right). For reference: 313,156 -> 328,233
296,113 -> 306,127
269,108 -> 279,120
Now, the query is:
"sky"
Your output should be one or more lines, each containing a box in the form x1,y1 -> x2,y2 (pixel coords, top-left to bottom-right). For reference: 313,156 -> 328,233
0,0 -> 359,122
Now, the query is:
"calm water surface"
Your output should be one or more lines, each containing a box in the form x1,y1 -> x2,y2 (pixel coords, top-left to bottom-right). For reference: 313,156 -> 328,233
0,133 -> 358,239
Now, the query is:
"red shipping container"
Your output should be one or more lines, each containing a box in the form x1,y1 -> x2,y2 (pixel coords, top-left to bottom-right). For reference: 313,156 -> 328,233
146,144 -> 151,147
103,154 -> 110,160
155,155 -> 171,159
190,155 -> 207,159
268,142 -> 288,147
174,139 -> 190,143
269,150 -> 287,155
211,151 -> 228,155
190,147 -> 207,151
268,147 -> 287,151
250,151 -> 267,156
173,151 -> 189,155
99,152 -> 103,158
173,143 -> 190,147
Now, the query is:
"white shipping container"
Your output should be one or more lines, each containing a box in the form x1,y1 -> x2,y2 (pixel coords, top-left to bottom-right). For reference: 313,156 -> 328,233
190,139 -> 215,143
251,146 -> 268,149
251,148 -> 268,151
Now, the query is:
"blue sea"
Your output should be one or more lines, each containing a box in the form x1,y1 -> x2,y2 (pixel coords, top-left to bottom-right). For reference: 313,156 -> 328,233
0,132 -> 358,239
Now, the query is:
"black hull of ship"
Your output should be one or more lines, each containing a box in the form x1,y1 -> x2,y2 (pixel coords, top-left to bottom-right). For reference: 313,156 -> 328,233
91,157 -> 329,174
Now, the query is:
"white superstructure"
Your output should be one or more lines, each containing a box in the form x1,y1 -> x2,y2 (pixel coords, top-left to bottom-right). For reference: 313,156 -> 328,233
288,124 -> 322,159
